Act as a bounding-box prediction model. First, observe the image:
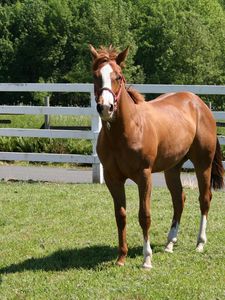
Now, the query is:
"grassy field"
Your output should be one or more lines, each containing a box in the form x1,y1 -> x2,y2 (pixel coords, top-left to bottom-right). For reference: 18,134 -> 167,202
0,114 -> 91,129
0,182 -> 224,299
0,115 -> 92,156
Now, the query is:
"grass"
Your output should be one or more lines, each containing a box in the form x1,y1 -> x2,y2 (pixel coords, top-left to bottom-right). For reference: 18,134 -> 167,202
217,125 -> 225,158
0,115 -> 92,157
0,182 -> 224,299
0,114 -> 91,129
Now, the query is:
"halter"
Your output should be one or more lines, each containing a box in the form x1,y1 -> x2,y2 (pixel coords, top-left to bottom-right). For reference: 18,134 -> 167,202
95,75 -> 125,111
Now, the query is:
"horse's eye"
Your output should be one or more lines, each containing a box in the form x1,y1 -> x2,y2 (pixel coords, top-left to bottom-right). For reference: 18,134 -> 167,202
116,75 -> 121,81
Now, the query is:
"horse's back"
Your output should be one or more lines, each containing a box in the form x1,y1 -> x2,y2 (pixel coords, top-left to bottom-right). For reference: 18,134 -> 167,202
149,91 -> 215,131
147,91 -> 201,138
150,91 -> 207,110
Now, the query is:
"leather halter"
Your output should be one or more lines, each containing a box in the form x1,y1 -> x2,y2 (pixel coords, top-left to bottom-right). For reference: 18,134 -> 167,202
95,75 -> 125,111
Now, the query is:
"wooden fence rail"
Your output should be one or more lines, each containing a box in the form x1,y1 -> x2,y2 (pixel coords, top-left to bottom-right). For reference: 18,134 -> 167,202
0,83 -> 224,183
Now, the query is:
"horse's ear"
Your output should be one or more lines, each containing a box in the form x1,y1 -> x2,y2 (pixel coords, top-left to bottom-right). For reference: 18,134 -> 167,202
89,44 -> 99,60
116,46 -> 129,66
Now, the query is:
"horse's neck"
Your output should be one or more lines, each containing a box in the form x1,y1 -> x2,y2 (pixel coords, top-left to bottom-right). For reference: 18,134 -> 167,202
118,87 -> 136,122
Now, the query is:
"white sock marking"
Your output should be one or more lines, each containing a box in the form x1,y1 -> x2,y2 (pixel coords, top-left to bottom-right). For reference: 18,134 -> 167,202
143,239 -> 152,269
165,222 -> 179,253
197,215 -> 207,245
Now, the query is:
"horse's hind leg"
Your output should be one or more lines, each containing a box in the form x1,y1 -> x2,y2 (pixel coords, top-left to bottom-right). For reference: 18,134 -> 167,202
194,166 -> 212,252
189,137 -> 215,252
164,163 -> 186,253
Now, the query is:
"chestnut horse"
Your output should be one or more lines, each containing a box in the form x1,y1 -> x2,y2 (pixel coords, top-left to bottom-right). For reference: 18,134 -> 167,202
89,45 -> 224,269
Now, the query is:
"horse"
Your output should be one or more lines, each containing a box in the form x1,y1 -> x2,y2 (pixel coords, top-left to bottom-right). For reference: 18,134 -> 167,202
89,44 -> 224,269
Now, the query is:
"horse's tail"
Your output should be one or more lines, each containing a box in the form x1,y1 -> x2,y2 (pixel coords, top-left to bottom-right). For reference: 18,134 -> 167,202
211,138 -> 224,190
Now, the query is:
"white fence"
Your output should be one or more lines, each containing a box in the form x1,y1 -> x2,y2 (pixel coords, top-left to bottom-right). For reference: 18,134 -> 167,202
0,83 -> 225,183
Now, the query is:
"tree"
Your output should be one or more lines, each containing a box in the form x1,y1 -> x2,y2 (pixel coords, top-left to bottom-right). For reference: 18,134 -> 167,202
134,0 -> 225,85
7,0 -> 75,83
0,0 -> 81,104
66,0 -> 145,84
0,4 -> 14,81
132,0 -> 225,108
1,0 -> 225,108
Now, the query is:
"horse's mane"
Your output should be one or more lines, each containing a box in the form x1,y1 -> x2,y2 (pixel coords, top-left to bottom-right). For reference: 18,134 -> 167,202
98,46 -> 118,60
92,46 -> 118,71
127,86 -> 145,104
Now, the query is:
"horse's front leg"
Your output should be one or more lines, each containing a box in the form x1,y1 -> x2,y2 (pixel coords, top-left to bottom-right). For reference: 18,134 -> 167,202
104,171 -> 127,266
138,169 -> 152,269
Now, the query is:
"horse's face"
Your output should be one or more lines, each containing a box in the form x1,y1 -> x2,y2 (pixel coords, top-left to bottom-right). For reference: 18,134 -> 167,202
89,45 -> 129,122
94,62 -> 124,121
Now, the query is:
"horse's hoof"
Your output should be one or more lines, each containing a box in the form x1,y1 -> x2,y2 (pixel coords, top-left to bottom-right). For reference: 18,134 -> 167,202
196,243 -> 204,253
165,242 -> 174,253
116,262 -> 124,266
142,255 -> 152,269
116,260 -> 125,266
143,262 -> 152,269
165,248 -> 173,253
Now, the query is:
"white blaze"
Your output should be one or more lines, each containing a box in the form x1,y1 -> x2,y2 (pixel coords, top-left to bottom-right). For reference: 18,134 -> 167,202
100,64 -> 114,107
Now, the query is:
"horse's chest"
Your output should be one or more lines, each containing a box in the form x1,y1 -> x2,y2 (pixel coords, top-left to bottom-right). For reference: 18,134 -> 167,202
97,127 -> 155,179
101,142 -> 150,179
108,152 -> 138,181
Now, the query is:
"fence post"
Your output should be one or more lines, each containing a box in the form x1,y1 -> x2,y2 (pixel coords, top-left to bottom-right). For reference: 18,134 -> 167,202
44,96 -> 50,129
91,92 -> 103,183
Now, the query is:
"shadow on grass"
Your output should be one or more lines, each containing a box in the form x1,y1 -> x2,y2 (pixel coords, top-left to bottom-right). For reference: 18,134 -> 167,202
0,244 -> 164,274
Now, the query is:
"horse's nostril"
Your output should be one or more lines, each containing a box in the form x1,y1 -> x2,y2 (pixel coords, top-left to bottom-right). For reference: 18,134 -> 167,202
97,103 -> 103,114
109,104 -> 114,112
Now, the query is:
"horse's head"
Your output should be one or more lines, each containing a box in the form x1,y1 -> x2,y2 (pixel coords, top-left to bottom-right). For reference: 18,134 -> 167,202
89,45 -> 129,122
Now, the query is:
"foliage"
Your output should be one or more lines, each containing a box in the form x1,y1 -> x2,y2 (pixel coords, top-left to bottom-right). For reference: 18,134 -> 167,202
0,136 -> 92,155
217,125 -> 225,158
1,0 -> 225,108
87,0 -> 145,83
0,183 -> 224,299
134,0 -> 225,84
0,114 -> 92,156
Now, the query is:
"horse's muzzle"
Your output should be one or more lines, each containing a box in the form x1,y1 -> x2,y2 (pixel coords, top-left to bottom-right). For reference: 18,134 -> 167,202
96,103 -> 114,121
97,103 -> 104,114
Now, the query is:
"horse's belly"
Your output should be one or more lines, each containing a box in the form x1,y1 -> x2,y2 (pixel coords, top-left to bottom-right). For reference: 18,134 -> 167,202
151,114 -> 197,172
152,154 -> 187,173
152,140 -> 191,172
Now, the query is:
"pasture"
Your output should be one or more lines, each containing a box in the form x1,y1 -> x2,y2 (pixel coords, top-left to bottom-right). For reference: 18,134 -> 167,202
0,182 -> 224,299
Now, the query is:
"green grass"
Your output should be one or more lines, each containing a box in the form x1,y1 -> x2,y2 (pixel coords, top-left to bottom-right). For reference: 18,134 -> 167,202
0,115 -> 92,157
217,125 -> 225,158
0,114 -> 91,129
0,182 -> 224,299
217,124 -> 225,137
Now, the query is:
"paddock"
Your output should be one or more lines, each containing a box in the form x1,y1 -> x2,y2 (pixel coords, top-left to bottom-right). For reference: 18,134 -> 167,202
0,182 -> 224,299
0,84 -> 224,298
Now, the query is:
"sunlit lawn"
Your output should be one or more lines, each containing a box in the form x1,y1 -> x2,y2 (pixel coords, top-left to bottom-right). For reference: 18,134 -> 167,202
0,182 -> 224,299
